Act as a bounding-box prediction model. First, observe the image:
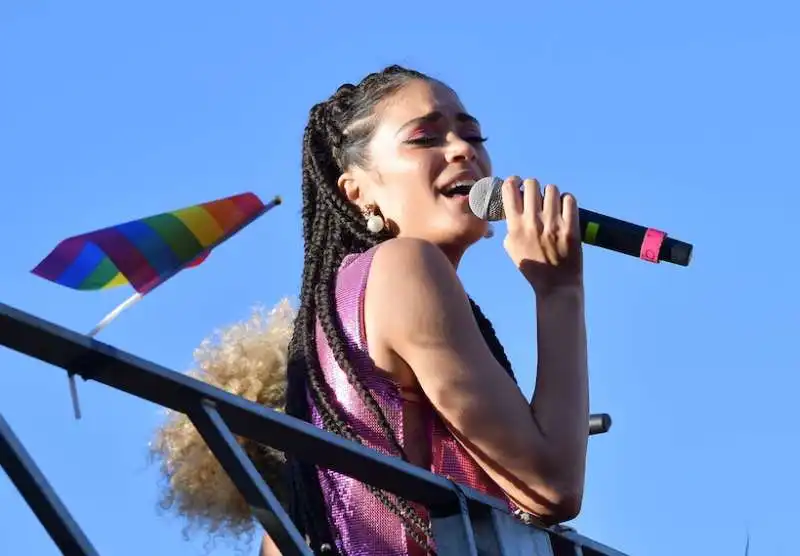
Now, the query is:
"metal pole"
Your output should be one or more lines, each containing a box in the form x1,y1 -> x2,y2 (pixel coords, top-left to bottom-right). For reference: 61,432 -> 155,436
0,413 -> 99,556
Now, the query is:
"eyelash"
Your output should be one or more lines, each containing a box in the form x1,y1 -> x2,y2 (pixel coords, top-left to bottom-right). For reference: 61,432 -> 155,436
406,135 -> 488,146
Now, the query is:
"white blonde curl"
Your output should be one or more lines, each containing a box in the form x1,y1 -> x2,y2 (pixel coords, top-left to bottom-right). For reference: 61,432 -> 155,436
149,298 -> 295,541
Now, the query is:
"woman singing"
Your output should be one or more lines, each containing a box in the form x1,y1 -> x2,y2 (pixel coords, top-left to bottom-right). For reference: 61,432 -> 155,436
266,64 -> 590,556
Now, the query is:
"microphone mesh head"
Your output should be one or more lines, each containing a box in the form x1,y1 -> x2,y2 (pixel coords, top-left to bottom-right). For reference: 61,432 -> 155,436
468,177 -> 506,221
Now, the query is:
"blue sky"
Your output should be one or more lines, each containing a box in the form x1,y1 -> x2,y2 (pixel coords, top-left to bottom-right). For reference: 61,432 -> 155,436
1,1 -> 798,554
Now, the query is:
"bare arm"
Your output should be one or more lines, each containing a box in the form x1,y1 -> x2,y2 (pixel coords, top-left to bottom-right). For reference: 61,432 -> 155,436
530,286 -> 589,506
260,534 -> 281,556
367,238 -> 588,522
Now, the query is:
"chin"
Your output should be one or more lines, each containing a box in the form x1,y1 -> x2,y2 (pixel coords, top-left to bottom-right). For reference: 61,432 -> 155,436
405,214 -> 487,259
431,220 -> 487,253
460,223 -> 488,245
458,216 -> 489,244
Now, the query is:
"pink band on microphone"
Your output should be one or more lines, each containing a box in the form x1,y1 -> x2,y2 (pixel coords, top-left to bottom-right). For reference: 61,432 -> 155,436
640,228 -> 666,263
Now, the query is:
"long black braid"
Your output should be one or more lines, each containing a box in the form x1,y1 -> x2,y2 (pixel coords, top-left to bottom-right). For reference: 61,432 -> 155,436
285,65 -> 517,555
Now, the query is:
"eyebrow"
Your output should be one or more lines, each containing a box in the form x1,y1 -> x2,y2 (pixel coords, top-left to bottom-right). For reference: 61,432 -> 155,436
395,110 -> 480,136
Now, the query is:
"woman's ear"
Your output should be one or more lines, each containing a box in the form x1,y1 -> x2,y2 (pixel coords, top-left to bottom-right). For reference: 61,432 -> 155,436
338,171 -> 361,205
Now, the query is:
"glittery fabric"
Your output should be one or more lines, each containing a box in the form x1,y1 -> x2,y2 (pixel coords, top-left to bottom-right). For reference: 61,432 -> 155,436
310,246 -> 509,556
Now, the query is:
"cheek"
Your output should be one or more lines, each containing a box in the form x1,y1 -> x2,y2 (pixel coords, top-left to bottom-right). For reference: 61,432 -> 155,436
377,186 -> 432,235
377,156 -> 441,206
387,189 -> 425,223
394,150 -> 441,182
477,147 -> 492,177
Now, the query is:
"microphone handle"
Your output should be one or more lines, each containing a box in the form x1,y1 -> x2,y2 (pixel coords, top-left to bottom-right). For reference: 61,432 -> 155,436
578,208 -> 693,267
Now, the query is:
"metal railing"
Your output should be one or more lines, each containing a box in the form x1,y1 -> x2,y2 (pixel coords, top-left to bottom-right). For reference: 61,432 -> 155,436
0,302 -> 629,556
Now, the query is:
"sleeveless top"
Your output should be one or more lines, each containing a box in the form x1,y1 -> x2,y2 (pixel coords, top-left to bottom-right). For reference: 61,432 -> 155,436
309,245 -> 510,556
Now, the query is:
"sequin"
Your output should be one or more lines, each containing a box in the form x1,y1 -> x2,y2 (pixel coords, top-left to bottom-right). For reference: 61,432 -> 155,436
310,247 -> 510,556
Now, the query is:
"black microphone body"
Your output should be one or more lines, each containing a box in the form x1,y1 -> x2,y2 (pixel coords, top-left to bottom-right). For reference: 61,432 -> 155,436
576,208 -> 693,267
468,177 -> 693,267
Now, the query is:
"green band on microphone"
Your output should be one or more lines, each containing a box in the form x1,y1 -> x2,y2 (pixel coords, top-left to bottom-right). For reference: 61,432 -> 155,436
585,221 -> 599,244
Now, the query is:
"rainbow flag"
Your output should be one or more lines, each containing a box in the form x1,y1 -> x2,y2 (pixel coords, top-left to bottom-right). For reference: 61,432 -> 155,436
32,192 -> 280,294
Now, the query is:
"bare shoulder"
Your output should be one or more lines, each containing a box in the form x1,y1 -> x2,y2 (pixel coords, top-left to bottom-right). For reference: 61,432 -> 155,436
369,237 -> 458,287
364,237 -> 470,378
367,237 -> 465,312
367,237 -> 477,344
365,237 -> 500,383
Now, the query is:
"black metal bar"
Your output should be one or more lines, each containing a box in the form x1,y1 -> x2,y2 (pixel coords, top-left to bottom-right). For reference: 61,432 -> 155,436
0,302 -> 499,515
0,301 -> 629,556
0,413 -> 99,556
189,399 -> 312,556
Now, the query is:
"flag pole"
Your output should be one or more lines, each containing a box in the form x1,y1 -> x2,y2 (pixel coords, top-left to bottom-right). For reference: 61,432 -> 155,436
88,292 -> 143,338
66,291 -> 144,419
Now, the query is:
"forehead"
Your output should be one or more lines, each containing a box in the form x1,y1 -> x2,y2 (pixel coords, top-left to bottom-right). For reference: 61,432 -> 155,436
376,79 -> 467,127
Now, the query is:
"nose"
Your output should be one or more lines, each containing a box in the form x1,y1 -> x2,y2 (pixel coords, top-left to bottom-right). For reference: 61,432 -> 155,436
444,132 -> 477,163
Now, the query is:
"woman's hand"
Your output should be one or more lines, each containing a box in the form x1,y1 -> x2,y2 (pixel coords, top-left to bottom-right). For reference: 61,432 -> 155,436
500,176 -> 584,296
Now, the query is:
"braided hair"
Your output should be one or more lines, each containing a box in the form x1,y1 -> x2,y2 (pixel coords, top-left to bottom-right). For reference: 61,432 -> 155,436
285,65 -> 517,555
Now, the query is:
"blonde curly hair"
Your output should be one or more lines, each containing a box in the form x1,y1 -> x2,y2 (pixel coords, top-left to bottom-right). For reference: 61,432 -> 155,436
149,298 -> 295,541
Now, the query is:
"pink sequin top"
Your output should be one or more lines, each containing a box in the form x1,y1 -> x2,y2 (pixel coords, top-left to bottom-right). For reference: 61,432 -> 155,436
309,245 -> 510,556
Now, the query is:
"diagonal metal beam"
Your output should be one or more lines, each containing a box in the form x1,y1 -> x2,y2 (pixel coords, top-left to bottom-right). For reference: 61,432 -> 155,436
0,413 -> 99,556
189,399 -> 312,556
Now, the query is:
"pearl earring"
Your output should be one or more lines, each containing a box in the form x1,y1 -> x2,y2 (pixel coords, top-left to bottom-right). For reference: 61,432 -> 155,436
363,205 -> 385,234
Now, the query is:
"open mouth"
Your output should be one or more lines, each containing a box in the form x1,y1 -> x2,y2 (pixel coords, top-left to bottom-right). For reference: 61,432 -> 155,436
441,182 -> 473,198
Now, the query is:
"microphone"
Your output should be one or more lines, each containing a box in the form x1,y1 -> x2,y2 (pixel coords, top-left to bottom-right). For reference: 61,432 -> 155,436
469,177 -> 693,267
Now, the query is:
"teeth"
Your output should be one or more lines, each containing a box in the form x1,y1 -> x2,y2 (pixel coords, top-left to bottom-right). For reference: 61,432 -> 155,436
445,180 -> 475,192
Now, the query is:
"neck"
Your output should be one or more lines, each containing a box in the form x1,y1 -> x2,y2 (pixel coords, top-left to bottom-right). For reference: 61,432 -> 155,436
436,242 -> 467,268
